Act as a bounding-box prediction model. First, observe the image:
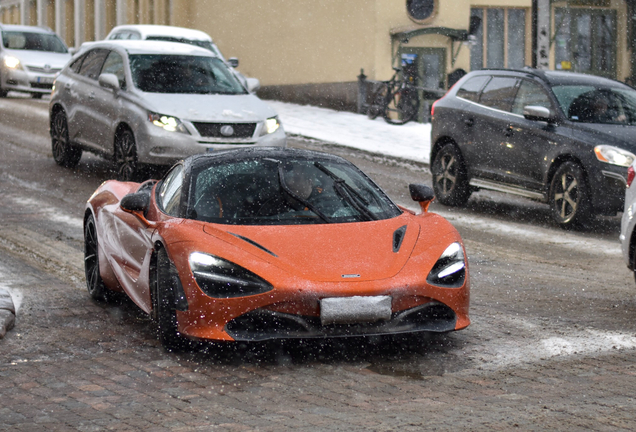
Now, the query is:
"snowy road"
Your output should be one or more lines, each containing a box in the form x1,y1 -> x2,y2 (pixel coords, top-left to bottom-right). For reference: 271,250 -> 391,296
1,95 -> 636,429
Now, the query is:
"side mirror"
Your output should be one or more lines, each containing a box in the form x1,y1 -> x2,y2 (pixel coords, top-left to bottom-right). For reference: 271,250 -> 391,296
523,105 -> 553,122
246,77 -> 260,93
68,47 -> 77,55
121,191 -> 149,213
98,73 -> 120,91
409,184 -> 435,213
228,57 -> 239,68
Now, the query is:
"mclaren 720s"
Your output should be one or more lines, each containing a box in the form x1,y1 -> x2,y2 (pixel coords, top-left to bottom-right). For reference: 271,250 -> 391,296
84,147 -> 470,351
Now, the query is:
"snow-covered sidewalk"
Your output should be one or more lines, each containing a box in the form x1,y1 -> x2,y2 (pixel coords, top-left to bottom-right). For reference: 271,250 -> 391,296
267,101 -> 432,165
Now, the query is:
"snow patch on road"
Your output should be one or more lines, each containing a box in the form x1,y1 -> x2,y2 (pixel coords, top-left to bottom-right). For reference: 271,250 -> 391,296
10,196 -> 83,229
433,208 -> 621,256
267,100 -> 432,163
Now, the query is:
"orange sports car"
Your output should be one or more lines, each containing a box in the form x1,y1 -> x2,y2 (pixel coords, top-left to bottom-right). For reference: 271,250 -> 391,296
84,148 -> 469,350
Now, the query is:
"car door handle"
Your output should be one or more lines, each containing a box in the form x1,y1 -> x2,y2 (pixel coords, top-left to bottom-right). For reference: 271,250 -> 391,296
503,125 -> 513,136
464,118 -> 474,127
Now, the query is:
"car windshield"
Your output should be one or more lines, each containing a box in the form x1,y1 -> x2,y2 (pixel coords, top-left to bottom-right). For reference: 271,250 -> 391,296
552,84 -> 636,125
1,31 -> 67,53
144,36 -> 224,58
188,158 -> 402,225
129,54 -> 245,94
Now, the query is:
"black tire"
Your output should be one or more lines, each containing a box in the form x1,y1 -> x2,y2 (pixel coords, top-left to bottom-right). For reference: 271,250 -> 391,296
51,110 -> 82,168
431,144 -> 471,206
0,87 -> 7,98
114,128 -> 138,182
367,84 -> 389,120
84,214 -> 113,302
152,248 -> 188,352
549,161 -> 592,229
384,87 -> 419,125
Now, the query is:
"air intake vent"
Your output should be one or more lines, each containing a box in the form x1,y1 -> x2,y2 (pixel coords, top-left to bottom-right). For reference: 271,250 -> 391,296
393,225 -> 407,253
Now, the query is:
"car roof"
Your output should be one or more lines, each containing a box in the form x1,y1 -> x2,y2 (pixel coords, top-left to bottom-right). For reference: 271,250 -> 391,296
107,25 -> 212,41
0,24 -> 56,34
79,39 -> 216,57
467,68 -> 630,89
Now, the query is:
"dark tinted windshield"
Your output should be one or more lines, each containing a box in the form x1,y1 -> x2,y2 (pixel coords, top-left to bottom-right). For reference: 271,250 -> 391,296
553,85 -> 636,125
1,31 -> 67,53
189,158 -> 401,225
129,54 -> 244,94
144,36 -> 223,58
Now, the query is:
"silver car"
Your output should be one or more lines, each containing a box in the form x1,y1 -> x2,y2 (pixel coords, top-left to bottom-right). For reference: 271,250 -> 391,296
621,162 -> 636,282
49,40 -> 286,180
0,24 -> 72,98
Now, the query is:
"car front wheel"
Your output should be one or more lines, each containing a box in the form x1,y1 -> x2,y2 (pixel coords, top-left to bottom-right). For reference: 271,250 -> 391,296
114,129 -> 138,181
152,248 -> 188,352
51,110 -> 82,168
549,161 -> 592,229
431,144 -> 471,206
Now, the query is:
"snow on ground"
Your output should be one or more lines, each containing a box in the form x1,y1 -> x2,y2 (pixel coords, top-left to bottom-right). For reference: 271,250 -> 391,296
267,100 -> 432,164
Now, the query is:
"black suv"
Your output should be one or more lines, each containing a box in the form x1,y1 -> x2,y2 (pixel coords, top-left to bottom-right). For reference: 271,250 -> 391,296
431,68 -> 636,228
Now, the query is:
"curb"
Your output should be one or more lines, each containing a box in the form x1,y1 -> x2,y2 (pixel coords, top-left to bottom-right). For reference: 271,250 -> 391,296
0,287 -> 16,339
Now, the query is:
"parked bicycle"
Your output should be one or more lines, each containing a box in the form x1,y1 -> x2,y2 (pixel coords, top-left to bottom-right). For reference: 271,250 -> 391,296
367,67 -> 420,125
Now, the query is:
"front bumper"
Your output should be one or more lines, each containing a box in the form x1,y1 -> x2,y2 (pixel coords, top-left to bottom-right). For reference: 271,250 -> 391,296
135,120 -> 287,165
225,302 -> 457,341
1,66 -> 58,94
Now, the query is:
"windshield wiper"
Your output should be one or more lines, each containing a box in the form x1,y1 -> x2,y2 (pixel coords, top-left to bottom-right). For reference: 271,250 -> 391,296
277,164 -> 332,223
314,162 -> 377,221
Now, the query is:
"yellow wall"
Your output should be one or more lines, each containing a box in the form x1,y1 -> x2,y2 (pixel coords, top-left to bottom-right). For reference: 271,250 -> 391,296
191,0 -> 376,86
189,0 -> 533,86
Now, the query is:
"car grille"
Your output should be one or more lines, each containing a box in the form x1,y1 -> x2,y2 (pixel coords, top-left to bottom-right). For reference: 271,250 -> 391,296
30,83 -> 53,89
192,122 -> 256,138
27,66 -> 62,74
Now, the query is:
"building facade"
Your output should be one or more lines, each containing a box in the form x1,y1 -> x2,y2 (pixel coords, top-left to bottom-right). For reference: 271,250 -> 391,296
0,0 -> 633,110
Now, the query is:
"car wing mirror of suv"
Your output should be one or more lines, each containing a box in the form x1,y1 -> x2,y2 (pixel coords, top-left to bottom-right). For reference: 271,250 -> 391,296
246,77 -> 260,93
523,105 -> 553,123
98,73 -> 120,92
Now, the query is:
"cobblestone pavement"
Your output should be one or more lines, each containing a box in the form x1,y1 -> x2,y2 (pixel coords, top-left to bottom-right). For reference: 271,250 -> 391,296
2,97 -> 636,430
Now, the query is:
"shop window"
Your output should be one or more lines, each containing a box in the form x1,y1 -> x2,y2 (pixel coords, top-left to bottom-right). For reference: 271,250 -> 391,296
470,8 -> 527,70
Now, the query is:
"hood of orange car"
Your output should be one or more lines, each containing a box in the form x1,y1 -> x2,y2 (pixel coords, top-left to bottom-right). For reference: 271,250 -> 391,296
202,214 -> 420,282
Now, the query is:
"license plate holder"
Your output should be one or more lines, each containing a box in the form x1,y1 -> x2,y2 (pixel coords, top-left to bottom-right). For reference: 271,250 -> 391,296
320,296 -> 392,325
36,76 -> 54,84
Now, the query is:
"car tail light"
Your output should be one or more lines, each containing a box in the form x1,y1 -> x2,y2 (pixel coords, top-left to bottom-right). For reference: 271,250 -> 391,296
628,165 -> 635,188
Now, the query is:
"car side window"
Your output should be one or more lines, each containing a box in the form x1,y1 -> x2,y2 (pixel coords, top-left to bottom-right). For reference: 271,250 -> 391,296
479,77 -> 519,112
158,164 -> 184,217
456,76 -> 490,102
511,80 -> 552,115
69,55 -> 85,74
78,49 -> 109,80
100,51 -> 127,90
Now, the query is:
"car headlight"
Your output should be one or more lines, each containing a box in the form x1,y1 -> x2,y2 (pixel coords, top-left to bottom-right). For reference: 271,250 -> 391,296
4,56 -> 21,69
189,252 -> 273,298
148,112 -> 190,134
427,242 -> 466,287
261,117 -> 280,135
594,145 -> 635,167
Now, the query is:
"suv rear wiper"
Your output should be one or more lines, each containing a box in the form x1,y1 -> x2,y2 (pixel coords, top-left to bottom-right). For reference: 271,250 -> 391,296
314,162 -> 377,221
